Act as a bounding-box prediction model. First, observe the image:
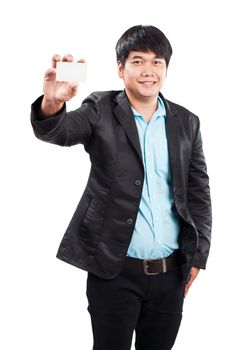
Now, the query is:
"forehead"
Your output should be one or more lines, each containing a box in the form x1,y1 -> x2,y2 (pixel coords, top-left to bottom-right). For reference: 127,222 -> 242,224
127,51 -> 164,60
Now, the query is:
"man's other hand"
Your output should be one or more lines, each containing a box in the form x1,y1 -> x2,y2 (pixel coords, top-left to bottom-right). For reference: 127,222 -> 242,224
184,266 -> 200,298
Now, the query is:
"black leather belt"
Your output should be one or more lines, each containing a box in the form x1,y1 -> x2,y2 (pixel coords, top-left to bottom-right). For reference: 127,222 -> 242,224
125,250 -> 180,275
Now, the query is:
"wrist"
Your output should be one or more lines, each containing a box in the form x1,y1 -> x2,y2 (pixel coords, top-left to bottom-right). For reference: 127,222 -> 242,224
41,96 -> 64,117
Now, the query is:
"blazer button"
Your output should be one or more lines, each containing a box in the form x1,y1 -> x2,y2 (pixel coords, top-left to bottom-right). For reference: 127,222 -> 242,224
126,218 -> 133,225
134,179 -> 142,186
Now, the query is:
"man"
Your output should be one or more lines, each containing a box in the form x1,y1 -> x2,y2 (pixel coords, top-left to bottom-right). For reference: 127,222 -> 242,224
31,25 -> 212,350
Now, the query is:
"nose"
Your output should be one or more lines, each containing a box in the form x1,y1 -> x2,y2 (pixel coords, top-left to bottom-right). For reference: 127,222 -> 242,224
141,62 -> 155,77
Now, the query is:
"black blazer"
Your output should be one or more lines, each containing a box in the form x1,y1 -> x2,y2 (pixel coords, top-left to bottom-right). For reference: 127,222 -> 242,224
31,90 -> 212,280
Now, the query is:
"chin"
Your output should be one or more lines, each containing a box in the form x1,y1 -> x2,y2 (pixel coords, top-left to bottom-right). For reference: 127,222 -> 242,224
140,90 -> 159,99
139,87 -> 160,97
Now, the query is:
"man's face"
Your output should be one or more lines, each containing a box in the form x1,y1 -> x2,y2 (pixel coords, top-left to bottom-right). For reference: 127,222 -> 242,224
118,51 -> 167,101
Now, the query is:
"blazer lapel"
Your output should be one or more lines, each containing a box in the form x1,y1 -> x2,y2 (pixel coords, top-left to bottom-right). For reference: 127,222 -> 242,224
113,91 -> 180,175
160,93 -> 180,175
113,91 -> 143,165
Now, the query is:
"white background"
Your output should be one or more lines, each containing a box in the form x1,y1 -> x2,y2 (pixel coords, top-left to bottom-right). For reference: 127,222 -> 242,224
1,0 -> 248,349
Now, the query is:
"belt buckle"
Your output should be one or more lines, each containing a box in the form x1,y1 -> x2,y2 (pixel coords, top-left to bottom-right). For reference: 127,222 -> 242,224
143,258 -> 167,275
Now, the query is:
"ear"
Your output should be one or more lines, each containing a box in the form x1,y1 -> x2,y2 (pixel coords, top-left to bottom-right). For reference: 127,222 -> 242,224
118,62 -> 124,78
165,64 -> 168,77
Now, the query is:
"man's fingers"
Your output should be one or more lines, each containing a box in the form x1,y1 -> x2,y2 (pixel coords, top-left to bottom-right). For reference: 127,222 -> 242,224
62,54 -> 74,62
44,68 -> 56,81
184,280 -> 192,298
184,267 -> 200,298
51,54 -> 85,68
51,53 -> 74,69
52,54 -> 61,68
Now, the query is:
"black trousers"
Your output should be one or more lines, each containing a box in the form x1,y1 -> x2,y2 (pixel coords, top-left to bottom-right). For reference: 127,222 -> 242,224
86,256 -> 185,350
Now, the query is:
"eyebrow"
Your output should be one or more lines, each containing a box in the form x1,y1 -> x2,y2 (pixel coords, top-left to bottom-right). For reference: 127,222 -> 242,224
130,55 -> 144,59
130,55 -> 164,60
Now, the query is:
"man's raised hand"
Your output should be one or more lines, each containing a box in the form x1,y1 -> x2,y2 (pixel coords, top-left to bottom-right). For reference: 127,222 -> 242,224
41,54 -> 86,117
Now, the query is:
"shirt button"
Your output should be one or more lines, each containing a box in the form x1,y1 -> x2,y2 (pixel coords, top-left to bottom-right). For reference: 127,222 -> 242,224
134,179 -> 142,186
126,218 -> 133,225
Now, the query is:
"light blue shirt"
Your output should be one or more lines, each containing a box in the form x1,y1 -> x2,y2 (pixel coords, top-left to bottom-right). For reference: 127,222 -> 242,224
126,97 -> 180,259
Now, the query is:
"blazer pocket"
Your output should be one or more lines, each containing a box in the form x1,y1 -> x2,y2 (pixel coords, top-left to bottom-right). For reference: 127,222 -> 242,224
82,197 -> 95,226
81,197 -> 105,230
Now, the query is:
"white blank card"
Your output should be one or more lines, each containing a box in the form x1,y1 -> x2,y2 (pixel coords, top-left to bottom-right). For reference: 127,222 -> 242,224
56,62 -> 87,82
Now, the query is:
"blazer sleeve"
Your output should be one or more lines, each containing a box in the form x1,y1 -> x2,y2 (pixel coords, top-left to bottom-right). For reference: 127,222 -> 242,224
30,94 -> 100,147
187,116 -> 212,269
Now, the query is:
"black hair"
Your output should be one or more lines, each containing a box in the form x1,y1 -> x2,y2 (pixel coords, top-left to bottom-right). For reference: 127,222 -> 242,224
115,25 -> 173,67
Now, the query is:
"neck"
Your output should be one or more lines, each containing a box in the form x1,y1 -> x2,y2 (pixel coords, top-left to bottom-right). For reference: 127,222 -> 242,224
126,92 -> 159,122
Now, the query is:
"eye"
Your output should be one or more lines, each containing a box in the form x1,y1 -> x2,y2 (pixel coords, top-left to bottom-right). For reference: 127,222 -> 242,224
154,60 -> 163,65
132,60 -> 142,65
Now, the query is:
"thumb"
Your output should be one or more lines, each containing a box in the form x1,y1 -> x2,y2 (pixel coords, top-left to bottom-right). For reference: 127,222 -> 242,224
69,82 -> 79,97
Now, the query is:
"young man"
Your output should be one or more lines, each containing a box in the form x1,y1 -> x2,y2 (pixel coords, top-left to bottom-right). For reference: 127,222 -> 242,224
31,25 -> 212,350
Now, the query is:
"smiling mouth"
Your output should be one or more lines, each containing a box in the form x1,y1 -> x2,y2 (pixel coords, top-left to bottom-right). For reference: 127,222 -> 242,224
138,81 -> 157,86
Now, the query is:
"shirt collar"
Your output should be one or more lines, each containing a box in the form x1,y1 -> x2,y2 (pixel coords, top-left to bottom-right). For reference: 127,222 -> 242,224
131,96 -> 166,120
